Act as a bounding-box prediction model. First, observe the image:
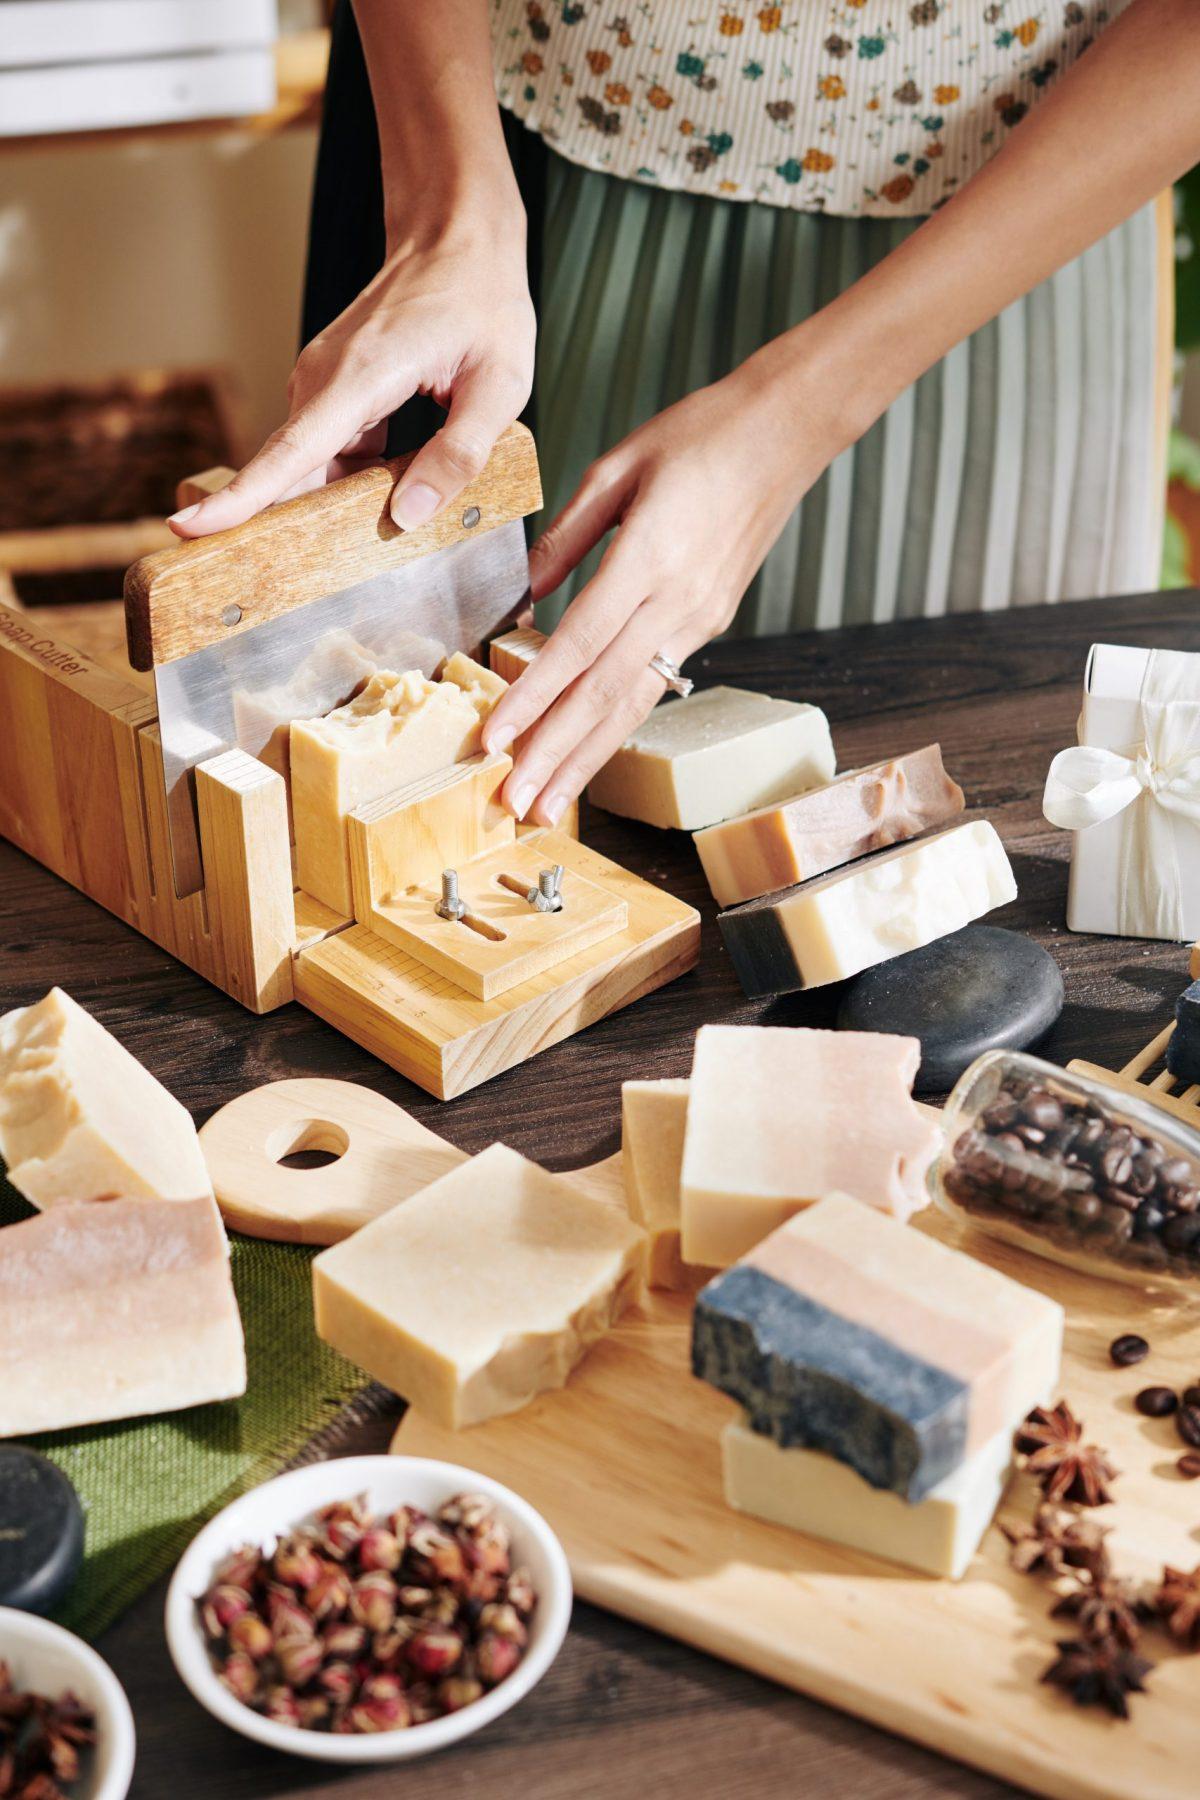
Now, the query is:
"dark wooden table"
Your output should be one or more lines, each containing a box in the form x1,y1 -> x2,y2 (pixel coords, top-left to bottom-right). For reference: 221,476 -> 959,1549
4,591 -> 1198,1799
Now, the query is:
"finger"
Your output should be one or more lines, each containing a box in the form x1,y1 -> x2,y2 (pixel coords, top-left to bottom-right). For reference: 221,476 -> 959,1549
527,455 -> 632,602
168,388 -> 403,538
389,362 -> 528,531
527,619 -> 703,825
501,595 -> 683,822
482,536 -> 646,758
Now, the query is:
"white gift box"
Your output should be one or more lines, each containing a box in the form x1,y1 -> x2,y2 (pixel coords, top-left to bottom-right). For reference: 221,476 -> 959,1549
1044,643 -> 1200,942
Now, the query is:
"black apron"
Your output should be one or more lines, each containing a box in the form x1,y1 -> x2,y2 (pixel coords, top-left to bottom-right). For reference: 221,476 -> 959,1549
301,0 -> 545,460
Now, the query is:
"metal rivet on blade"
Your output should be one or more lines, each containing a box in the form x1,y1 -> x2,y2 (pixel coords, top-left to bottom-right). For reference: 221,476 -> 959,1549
462,506 -> 481,529
221,604 -> 242,627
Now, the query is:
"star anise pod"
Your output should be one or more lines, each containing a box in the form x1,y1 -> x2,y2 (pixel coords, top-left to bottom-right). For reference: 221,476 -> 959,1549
1014,1402 -> 1117,1506
1040,1636 -> 1154,1719
1153,1563 -> 1200,1650
1051,1574 -> 1150,1648
1002,1504 -> 1110,1579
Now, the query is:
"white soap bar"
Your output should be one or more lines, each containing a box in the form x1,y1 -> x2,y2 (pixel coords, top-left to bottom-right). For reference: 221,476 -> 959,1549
722,1417 -> 1013,1580
680,1025 -> 940,1267
0,1196 -> 245,1437
719,820 -> 1017,996
291,656 -> 506,914
313,1143 -> 646,1429
0,987 -> 213,1208
588,686 -> 835,831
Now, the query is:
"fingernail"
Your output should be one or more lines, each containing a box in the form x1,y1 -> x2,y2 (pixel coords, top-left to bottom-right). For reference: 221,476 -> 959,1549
508,779 -> 537,821
485,722 -> 516,756
541,792 -> 567,827
392,483 -> 440,531
168,502 -> 201,525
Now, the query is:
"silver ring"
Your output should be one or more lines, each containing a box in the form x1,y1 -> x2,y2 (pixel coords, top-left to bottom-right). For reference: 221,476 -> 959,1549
649,652 -> 694,698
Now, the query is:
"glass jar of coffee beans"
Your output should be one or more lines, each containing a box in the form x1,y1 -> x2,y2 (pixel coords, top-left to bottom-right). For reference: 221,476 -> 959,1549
935,1051 -> 1200,1289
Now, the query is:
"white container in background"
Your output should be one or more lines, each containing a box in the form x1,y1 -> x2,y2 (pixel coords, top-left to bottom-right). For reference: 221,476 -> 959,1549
0,0 -> 278,68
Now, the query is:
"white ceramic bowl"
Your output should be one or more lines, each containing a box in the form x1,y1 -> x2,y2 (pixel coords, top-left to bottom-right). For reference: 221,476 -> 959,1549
165,1455 -> 572,1764
0,1607 -> 136,1800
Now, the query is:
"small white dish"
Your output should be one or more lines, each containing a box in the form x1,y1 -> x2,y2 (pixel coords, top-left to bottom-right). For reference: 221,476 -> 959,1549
165,1454 -> 572,1764
0,1607 -> 136,1800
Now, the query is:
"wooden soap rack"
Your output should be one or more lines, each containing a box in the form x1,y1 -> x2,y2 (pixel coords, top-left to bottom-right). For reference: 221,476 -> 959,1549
0,428 -> 699,1098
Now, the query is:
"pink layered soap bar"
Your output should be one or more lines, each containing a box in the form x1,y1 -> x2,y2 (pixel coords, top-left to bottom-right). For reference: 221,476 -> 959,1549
0,1196 -> 246,1437
693,744 -> 964,908
680,1025 -> 941,1267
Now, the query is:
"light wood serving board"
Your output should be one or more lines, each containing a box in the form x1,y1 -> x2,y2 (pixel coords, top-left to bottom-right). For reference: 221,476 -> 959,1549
396,1180 -> 1200,1800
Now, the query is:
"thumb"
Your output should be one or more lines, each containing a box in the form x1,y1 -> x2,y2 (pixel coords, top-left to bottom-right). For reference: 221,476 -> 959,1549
389,365 -> 527,531
167,391 -> 359,538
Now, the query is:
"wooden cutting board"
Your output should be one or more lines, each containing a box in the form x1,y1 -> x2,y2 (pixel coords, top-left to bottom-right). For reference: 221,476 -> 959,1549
395,1176 -> 1200,1800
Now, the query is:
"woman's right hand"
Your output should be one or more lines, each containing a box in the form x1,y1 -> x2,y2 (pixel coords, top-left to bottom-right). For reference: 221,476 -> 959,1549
168,209 -> 535,539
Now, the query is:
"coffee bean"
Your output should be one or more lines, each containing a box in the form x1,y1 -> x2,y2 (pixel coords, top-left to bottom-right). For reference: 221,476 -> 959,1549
1109,1333 -> 1150,1368
1163,1214 -> 1200,1253
1178,1453 -> 1200,1479
1134,1200 -> 1167,1238
1101,1147 -> 1134,1188
1023,1092 -> 1065,1132
1177,1404 -> 1200,1448
1070,1193 -> 1102,1227
1183,1384 -> 1200,1409
1160,1157 -> 1195,1189
982,1097 -> 1020,1131
1135,1385 -> 1178,1418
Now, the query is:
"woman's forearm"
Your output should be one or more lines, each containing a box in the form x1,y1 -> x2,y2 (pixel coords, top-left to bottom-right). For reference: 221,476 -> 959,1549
758,0 -> 1200,448
351,0 -> 523,244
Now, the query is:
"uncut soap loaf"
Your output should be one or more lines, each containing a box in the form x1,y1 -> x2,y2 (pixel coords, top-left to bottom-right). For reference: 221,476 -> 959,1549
693,744 -> 964,908
692,1194 -> 1062,1501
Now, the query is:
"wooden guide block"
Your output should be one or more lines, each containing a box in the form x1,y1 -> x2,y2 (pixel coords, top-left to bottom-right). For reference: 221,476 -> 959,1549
195,751 -> 295,1012
293,890 -> 351,953
363,836 -> 628,1001
294,833 -> 700,1100
347,753 -> 514,920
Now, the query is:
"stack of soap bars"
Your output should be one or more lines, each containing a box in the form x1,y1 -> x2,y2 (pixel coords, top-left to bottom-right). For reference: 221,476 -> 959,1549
692,1194 -> 1064,1578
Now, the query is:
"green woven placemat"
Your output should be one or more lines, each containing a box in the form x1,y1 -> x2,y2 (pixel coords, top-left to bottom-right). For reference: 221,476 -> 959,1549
1,1187 -> 367,1641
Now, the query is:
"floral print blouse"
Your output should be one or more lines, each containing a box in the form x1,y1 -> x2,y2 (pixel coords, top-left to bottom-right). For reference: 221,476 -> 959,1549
491,1 -> 1126,216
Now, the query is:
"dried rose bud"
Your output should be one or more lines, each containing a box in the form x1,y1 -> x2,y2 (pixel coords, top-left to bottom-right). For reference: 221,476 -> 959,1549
359,1671 -> 405,1703
407,1625 -> 463,1679
505,1568 -> 537,1617
200,1581 -> 252,1639
272,1534 -> 323,1591
388,1504 -> 420,1545
358,1526 -> 402,1573
318,1495 -> 370,1528
306,1569 -> 351,1621
276,1633 -> 324,1689
323,1622 -> 367,1661
227,1612 -> 273,1661
267,1588 -> 316,1642
395,1585 -> 434,1614
421,1589 -> 460,1627
215,1544 -> 263,1591
461,1567 -> 502,1605
316,1499 -> 368,1561
479,1602 -> 528,1645
348,1693 -> 412,1733
476,1631 -> 522,1686
14,1775 -> 61,1800
439,1493 -> 502,1537
264,1685 -> 302,1728
349,1572 -> 397,1633
296,1696 -> 331,1730
408,1521 -> 467,1587
219,1651 -> 261,1704
370,1626 -> 411,1670
46,1729 -> 81,1784
318,1660 -> 357,1704
406,1682 -> 439,1725
437,1675 -> 484,1712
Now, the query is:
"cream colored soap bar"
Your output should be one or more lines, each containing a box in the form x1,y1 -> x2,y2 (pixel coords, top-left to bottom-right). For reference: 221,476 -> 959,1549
588,686 -> 835,832
313,1143 -> 646,1428
291,655 -> 506,914
693,744 -> 964,908
621,1077 -> 703,1290
0,987 -> 213,1209
0,1196 -> 245,1437
680,1025 -> 939,1267
719,819 -> 1017,997
721,1417 -> 1013,1580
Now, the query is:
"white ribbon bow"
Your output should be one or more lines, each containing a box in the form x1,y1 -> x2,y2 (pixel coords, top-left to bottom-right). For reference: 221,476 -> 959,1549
1043,742 -> 1200,833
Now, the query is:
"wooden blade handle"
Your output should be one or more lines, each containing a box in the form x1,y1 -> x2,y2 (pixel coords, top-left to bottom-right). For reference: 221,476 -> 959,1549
124,422 -> 542,671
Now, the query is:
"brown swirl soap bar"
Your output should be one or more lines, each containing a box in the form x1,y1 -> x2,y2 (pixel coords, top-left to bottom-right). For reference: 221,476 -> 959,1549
693,744 -> 964,908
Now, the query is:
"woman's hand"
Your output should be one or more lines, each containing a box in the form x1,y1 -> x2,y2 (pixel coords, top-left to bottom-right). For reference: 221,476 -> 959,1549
169,212 -> 535,539
481,353 -> 842,826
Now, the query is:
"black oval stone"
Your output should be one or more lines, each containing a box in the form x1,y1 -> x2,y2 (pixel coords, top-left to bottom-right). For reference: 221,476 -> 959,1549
836,925 -> 1065,1094
0,1447 -> 85,1615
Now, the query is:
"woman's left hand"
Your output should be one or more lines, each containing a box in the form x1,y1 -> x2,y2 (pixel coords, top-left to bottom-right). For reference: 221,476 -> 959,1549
481,354 -> 842,826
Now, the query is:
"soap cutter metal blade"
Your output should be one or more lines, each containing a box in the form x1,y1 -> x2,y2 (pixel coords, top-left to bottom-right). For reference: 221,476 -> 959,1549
123,425 -> 541,899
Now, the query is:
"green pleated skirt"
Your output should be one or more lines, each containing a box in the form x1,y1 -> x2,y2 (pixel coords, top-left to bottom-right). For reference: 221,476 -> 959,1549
531,152 -> 1166,635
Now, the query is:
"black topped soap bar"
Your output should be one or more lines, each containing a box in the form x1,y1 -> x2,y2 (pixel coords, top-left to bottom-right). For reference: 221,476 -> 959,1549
1167,980 -> 1200,1087
0,1447 -> 85,1615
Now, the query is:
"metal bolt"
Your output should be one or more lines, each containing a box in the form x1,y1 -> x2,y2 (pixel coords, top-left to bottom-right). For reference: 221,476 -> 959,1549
462,505 -> 481,529
220,603 -> 242,627
436,869 -> 467,921
527,865 -> 564,913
